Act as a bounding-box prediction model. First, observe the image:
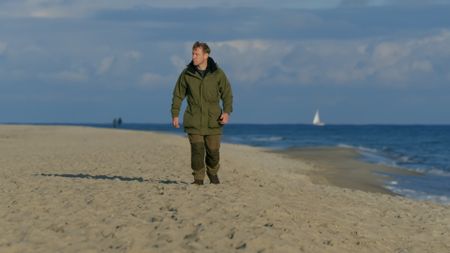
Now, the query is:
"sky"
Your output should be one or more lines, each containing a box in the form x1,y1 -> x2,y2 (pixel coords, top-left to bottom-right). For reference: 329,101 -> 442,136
1,0 -> 450,124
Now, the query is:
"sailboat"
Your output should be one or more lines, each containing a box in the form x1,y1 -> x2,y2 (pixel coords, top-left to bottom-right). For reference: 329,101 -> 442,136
313,109 -> 325,126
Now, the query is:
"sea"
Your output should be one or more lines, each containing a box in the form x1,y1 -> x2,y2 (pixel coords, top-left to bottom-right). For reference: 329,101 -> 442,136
40,123 -> 450,205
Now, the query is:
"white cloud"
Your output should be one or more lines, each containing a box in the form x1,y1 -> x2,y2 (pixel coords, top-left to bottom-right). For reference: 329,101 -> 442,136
208,30 -> 450,87
299,35 -> 442,86
340,0 -> 450,7
170,55 -> 186,72
54,70 -> 88,82
124,50 -> 141,61
373,42 -> 410,67
212,40 -> 292,84
140,72 -> 161,83
384,0 -> 450,5
30,9 -> 67,18
138,72 -> 168,89
0,41 -> 7,55
40,69 -> 89,82
97,56 -> 115,75
214,40 -> 271,53
411,60 -> 433,72
1,0 -> 449,18
446,72 -> 450,81
0,0 -> 345,18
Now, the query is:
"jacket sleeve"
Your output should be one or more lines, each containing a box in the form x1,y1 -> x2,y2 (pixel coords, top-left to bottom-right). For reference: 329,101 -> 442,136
219,71 -> 233,114
171,72 -> 187,118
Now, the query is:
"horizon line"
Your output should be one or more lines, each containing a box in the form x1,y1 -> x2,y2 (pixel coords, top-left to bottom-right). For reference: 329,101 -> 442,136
2,122 -> 450,126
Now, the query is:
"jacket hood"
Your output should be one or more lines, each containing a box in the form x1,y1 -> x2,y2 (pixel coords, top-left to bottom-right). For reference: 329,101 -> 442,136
186,57 -> 218,74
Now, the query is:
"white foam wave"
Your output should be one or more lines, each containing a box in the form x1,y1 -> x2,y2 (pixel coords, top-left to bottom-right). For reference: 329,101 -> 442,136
386,186 -> 450,205
426,168 -> 450,177
389,181 -> 398,185
337,143 -> 354,149
400,167 -> 450,177
337,143 -> 378,153
338,144 -> 450,181
399,155 -> 412,162
251,136 -> 283,142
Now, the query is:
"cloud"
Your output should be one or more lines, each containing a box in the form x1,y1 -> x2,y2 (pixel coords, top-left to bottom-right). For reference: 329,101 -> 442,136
140,72 -> 161,83
339,0 -> 450,7
0,41 -> 7,55
386,0 -> 450,5
367,30 -> 450,84
0,0 -> 71,18
212,40 -> 292,84
124,50 -> 141,61
339,0 -> 372,7
53,70 -> 89,82
2,5 -> 450,91
208,29 -> 450,88
97,56 -> 115,75
0,1 -> 340,18
2,0 -> 450,19
40,69 -> 89,83
170,55 -> 187,72
138,72 -> 170,89
2,4 -> 450,90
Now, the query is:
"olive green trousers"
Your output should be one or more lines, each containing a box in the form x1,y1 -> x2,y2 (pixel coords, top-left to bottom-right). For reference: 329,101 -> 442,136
188,134 -> 221,180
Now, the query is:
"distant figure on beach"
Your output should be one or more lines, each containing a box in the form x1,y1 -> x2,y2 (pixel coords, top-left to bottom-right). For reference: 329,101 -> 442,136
112,117 -> 123,128
171,41 -> 233,185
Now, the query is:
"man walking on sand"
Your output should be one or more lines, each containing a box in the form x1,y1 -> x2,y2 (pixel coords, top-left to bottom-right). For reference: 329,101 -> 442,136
171,41 -> 233,185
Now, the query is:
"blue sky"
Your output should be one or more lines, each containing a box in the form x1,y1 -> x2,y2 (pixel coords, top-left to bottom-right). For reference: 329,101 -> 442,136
1,0 -> 450,124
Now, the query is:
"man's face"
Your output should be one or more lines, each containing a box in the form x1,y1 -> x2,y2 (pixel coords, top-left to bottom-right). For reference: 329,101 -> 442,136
192,47 -> 208,67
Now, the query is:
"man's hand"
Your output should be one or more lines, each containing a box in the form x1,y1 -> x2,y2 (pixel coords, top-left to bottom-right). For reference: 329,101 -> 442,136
219,113 -> 229,125
172,117 -> 180,128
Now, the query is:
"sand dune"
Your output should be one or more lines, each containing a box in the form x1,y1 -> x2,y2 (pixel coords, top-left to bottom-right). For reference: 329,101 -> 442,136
0,125 -> 448,252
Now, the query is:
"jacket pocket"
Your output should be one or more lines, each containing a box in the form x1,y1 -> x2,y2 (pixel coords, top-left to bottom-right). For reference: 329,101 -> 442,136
183,107 -> 199,128
183,110 -> 193,127
183,110 -> 200,128
208,105 -> 222,128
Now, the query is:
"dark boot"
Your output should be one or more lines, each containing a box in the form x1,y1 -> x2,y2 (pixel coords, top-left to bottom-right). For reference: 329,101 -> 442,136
191,179 -> 204,185
207,173 -> 220,184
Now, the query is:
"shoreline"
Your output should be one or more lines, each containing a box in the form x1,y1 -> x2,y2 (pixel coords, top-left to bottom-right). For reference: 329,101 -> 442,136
273,147 -> 419,196
1,125 -> 449,252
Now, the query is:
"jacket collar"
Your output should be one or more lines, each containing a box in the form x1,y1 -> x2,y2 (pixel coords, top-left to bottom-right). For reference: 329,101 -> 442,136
186,57 -> 218,75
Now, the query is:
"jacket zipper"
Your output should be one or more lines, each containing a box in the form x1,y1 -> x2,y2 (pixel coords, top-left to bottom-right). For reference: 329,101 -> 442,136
200,76 -> 203,131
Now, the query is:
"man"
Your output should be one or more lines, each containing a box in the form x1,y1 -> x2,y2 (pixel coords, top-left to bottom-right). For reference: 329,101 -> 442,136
171,41 -> 233,185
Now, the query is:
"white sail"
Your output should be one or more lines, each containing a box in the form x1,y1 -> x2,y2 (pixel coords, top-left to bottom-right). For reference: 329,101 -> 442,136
313,110 -> 325,126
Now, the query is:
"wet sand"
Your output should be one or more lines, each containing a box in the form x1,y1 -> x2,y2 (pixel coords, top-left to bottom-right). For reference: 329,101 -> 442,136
0,125 -> 449,252
275,147 -> 419,195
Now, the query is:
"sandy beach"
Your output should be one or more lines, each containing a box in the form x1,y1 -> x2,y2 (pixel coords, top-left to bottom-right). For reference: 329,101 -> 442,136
1,125 -> 449,253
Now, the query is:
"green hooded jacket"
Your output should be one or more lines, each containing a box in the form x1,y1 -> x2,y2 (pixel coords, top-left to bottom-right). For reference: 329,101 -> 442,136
171,57 -> 233,135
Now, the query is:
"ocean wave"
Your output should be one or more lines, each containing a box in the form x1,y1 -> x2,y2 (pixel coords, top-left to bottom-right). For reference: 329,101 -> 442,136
399,155 -> 413,163
336,144 -> 447,176
427,168 -> 450,177
369,158 -> 450,178
354,148 -> 399,167
410,168 -> 450,177
388,180 -> 398,185
250,136 -> 284,142
337,143 -> 378,153
385,186 -> 450,205
224,136 -> 285,144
